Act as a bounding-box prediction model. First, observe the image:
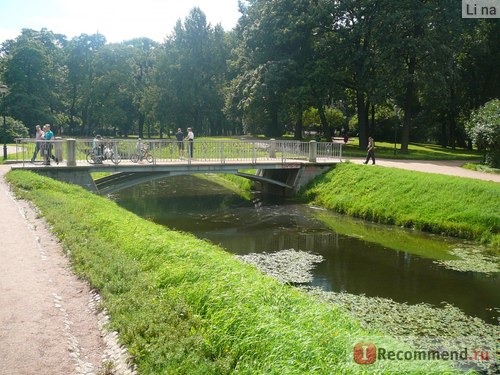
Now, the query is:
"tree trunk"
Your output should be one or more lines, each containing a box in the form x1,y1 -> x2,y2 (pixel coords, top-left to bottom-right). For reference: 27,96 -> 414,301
357,90 -> 369,149
266,101 -> 281,138
448,84 -> 457,149
138,112 -> 145,139
370,104 -> 375,137
317,104 -> 330,140
294,106 -> 303,140
400,55 -> 416,153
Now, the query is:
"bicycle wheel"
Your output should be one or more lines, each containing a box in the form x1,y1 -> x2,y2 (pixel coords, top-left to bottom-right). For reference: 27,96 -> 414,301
145,153 -> 153,163
131,154 -> 139,163
86,150 -> 95,164
111,153 -> 121,165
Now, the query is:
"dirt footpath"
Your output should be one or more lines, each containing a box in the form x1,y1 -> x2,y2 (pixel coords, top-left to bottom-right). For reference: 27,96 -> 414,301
347,158 -> 500,183
0,165 -> 134,375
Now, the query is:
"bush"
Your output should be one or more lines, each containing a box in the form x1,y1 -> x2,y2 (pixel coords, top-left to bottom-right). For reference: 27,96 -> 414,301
466,99 -> 500,168
2,116 -> 29,142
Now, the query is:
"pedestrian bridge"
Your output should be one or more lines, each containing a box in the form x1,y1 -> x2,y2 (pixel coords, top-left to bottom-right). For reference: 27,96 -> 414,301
12,138 -> 343,195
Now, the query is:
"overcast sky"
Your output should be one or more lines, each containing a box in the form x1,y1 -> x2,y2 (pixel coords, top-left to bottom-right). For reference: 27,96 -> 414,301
0,0 -> 242,44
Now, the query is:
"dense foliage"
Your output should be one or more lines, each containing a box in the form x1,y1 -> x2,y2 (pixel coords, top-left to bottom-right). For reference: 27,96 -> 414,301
466,99 -> 500,167
0,2 -> 498,151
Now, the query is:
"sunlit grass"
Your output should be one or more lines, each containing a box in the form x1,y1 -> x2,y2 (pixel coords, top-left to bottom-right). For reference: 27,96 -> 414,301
463,162 -> 500,174
342,138 -> 482,160
5,169 -> 454,374
301,163 -> 500,247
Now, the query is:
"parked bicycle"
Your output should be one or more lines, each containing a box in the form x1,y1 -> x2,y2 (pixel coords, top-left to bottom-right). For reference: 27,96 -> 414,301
86,143 -> 121,164
131,144 -> 153,163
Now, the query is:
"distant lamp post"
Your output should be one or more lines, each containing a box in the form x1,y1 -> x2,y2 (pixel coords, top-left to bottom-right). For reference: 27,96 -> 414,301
0,84 -> 8,160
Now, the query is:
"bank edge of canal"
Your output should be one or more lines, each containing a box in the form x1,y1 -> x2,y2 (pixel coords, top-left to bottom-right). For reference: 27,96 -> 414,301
300,162 -> 500,248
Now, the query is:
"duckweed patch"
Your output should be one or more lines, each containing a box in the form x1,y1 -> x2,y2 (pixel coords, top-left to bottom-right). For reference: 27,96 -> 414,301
237,250 -> 499,373
434,245 -> 500,274
303,289 -> 499,374
235,249 -> 323,284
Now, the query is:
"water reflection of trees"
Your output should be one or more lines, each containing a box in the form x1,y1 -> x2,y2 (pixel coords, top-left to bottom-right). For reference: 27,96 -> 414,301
261,232 -> 339,253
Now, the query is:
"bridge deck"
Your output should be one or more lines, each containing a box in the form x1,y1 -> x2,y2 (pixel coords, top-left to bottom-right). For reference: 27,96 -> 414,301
12,139 -> 342,194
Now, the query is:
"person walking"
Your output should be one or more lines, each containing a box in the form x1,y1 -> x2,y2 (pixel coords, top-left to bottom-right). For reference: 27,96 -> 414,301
30,125 -> 44,162
185,127 -> 194,158
42,124 -> 58,165
363,136 -> 375,165
175,128 -> 184,158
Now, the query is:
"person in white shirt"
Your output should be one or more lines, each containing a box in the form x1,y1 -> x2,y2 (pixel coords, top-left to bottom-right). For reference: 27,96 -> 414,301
185,127 -> 194,158
30,125 -> 45,162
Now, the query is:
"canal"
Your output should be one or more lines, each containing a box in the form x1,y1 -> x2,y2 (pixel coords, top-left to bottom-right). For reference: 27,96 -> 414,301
114,175 -> 499,324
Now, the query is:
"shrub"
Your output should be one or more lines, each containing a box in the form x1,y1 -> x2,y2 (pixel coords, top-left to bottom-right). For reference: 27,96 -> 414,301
466,99 -> 500,168
2,116 -> 29,142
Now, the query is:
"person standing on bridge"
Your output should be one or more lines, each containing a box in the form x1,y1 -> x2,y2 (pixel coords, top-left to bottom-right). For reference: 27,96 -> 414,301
185,127 -> 194,158
31,125 -> 44,163
363,136 -> 375,165
176,128 -> 184,158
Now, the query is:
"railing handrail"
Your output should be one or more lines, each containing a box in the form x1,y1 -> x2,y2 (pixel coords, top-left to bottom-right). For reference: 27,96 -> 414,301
14,138 -> 342,165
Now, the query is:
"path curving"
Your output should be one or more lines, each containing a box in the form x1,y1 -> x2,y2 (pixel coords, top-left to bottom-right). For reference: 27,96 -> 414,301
346,158 -> 500,183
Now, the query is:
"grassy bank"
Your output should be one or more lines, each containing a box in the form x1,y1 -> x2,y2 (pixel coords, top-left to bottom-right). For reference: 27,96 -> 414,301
301,163 -> 500,247
341,139 -> 482,160
6,170 -> 456,374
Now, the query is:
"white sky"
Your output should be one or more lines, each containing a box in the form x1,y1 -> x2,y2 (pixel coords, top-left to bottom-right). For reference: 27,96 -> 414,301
0,0 -> 242,44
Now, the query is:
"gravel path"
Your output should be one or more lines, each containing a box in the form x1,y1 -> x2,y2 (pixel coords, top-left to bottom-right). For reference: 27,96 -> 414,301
347,157 -> 500,182
0,164 -> 135,375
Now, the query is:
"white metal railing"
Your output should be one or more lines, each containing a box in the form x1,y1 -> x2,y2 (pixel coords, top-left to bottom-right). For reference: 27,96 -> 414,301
14,138 -> 342,165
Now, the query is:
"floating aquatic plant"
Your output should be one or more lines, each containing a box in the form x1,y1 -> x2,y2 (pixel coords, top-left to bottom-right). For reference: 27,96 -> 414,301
235,249 -> 324,284
434,245 -> 499,274
236,249 -> 498,374
303,288 -> 499,374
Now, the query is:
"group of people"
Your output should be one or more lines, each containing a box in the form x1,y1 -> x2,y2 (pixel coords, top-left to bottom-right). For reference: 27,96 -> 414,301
31,124 -> 58,165
175,127 -> 195,158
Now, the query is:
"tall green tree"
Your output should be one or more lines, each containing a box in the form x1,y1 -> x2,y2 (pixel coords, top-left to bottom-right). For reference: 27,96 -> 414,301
312,0 -> 384,148
90,43 -> 136,136
155,8 -> 229,136
2,29 -> 66,131
228,0 -> 317,138
374,0 -> 467,151
66,33 -> 106,134
124,38 -> 158,138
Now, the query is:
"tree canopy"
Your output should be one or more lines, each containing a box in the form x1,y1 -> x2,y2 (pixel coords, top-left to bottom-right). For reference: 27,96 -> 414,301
0,2 -> 498,151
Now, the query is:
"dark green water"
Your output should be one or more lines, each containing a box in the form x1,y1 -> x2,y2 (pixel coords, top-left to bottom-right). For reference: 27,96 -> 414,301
114,176 -> 499,324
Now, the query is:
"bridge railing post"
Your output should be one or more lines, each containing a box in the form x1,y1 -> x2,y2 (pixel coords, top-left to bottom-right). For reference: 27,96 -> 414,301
269,139 -> 276,159
66,139 -> 76,166
309,140 -> 317,162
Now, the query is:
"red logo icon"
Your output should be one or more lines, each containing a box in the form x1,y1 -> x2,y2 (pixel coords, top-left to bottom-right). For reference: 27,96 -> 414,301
353,342 -> 377,364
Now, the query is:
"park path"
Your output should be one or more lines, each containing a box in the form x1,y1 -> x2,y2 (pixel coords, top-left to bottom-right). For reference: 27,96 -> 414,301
0,160 -> 135,375
0,163 -> 109,375
0,147 -> 498,374
347,157 -> 500,183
